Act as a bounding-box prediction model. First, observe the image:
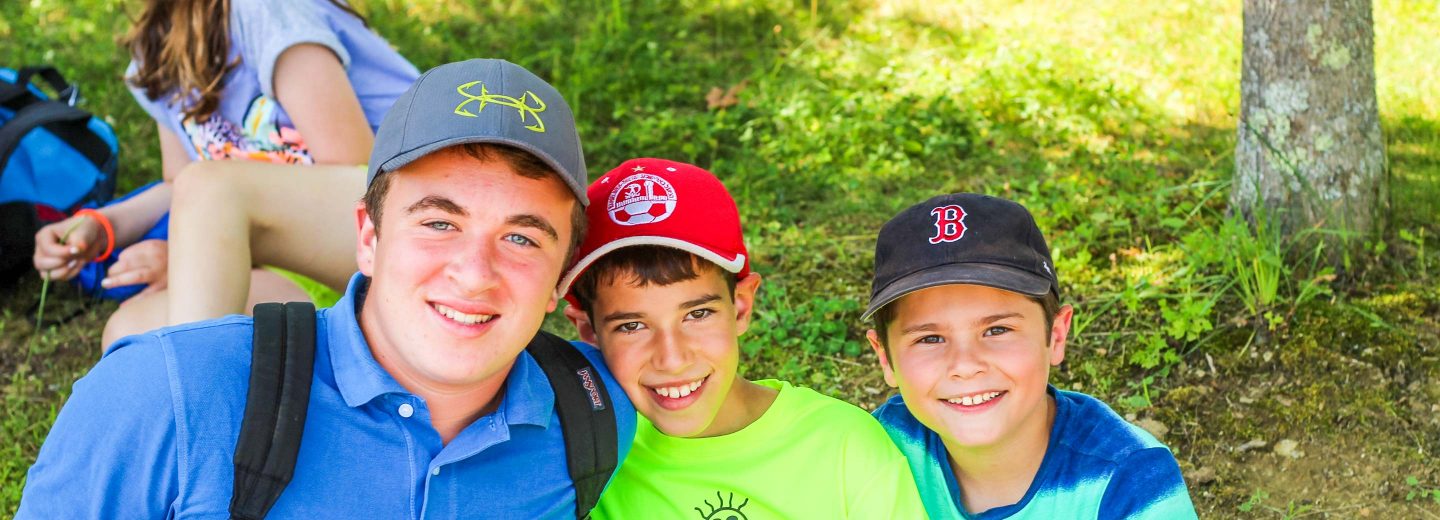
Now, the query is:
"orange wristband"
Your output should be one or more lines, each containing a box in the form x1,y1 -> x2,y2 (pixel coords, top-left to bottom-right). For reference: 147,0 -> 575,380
72,208 -> 115,262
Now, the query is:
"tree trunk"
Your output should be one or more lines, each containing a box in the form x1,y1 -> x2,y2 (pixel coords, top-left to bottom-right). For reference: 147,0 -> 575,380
1233,0 -> 1387,255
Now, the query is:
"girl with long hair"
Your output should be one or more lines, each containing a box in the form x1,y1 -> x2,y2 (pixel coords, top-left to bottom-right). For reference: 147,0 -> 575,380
31,0 -> 418,346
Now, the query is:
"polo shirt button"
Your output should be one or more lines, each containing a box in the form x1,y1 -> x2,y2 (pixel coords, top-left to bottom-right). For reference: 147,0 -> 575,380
398,403 -> 414,418
432,467 -> 441,476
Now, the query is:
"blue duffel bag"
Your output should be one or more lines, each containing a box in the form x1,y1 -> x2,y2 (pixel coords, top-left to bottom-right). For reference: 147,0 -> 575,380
0,66 -> 119,287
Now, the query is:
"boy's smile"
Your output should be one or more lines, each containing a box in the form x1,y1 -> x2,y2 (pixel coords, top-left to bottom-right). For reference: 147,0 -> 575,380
570,266 -> 763,438
647,375 -> 709,409
869,284 -> 1072,450
942,390 -> 1007,411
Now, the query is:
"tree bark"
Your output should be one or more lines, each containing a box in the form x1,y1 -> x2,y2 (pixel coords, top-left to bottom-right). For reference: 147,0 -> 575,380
1233,0 -> 1387,253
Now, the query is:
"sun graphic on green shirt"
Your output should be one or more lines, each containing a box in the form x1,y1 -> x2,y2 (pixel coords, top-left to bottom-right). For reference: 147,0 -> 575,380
694,491 -> 749,520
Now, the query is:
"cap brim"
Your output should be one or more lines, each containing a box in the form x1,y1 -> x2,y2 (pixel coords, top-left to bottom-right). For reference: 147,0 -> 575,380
556,236 -> 747,301
375,135 -> 588,206
861,262 -> 1054,321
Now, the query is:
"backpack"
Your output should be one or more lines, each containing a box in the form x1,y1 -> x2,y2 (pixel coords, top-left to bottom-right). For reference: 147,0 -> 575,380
230,302 -> 619,520
0,66 -> 119,286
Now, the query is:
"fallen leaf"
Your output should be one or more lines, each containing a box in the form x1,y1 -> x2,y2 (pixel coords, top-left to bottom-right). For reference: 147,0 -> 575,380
1134,418 -> 1169,440
1235,439 -> 1268,453
1274,439 -> 1303,459
705,80 -> 748,110
1189,466 -> 1217,485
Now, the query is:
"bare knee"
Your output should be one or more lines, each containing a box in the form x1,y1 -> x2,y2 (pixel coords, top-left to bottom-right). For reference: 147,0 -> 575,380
172,160 -> 252,212
102,292 -> 169,351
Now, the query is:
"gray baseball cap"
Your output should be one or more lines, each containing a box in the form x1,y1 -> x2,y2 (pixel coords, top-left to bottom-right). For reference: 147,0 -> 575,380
366,59 -> 589,205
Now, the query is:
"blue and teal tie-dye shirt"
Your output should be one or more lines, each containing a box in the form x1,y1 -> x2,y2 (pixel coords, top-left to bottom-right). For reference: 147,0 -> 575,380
873,386 -> 1197,519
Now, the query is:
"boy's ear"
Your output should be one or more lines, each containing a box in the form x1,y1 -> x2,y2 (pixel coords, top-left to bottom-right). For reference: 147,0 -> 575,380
867,329 -> 898,388
355,202 -> 376,276
732,272 -> 763,336
1048,304 -> 1074,366
563,303 -> 599,345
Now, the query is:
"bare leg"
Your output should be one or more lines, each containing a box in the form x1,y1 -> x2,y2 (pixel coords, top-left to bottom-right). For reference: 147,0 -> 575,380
102,268 -> 312,350
102,289 -> 166,350
166,161 -> 364,326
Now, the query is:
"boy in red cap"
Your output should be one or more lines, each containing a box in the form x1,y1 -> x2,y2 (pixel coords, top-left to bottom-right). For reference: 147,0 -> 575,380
561,158 -> 924,518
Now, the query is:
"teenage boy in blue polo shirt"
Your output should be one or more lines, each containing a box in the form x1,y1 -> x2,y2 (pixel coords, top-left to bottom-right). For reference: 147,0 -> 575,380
864,193 -> 1197,519
19,59 -> 635,518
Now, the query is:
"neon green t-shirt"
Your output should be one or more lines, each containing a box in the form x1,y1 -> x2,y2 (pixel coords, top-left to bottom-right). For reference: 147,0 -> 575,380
593,379 -> 927,519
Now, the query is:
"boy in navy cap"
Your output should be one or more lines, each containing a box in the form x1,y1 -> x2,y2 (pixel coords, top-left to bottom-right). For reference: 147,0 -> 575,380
865,193 -> 1197,519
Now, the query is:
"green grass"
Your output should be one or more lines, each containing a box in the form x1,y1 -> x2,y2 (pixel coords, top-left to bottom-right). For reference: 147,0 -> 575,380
3,0 -> 1439,516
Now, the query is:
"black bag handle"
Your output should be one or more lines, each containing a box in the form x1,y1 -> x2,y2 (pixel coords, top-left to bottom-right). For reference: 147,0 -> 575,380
231,302 -> 317,520
526,332 -> 620,519
17,66 -> 77,105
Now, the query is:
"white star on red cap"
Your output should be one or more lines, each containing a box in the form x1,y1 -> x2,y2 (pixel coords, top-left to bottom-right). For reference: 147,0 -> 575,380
632,166 -> 645,172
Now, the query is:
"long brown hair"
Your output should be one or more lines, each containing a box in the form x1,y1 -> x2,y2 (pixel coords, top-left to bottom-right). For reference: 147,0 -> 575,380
122,0 -> 367,123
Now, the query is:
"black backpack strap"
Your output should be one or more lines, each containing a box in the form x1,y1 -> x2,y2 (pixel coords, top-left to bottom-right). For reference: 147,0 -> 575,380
0,100 -> 113,180
527,332 -> 619,519
231,302 -> 317,520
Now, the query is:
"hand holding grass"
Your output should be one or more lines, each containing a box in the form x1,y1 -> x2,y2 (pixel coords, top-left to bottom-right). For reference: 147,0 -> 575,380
34,209 -> 115,328
32,213 -> 105,282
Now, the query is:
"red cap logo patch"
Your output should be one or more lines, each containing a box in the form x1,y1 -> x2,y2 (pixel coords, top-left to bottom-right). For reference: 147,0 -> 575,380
929,204 -> 967,244
607,169 -> 678,226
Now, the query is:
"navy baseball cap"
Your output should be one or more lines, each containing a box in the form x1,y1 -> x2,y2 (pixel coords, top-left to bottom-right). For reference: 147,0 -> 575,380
861,193 -> 1059,321
367,59 -> 589,205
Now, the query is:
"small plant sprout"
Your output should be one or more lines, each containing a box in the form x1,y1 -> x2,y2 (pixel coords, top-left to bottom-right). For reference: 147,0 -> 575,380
1405,476 -> 1440,504
1398,228 -> 1427,277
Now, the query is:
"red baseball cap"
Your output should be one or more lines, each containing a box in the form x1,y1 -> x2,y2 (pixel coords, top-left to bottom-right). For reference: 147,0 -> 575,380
558,158 -> 750,300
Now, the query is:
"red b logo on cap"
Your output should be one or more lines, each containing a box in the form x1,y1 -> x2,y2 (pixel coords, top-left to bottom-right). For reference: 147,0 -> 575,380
929,205 -> 966,244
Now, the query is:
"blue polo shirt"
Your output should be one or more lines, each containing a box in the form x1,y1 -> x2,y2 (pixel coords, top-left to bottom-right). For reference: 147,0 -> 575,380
18,274 -> 636,519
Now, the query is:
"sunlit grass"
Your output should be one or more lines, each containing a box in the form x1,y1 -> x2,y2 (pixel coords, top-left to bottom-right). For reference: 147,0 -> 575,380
1376,0 -> 1440,119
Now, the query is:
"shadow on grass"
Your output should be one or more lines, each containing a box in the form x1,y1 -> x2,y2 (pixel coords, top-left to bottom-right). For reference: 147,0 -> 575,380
1386,115 -> 1440,231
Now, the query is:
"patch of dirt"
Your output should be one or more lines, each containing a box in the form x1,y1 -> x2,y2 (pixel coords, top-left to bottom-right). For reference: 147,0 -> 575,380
1167,283 -> 1440,518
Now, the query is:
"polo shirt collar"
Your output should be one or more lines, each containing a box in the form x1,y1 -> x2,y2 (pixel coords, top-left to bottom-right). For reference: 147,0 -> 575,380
326,273 -> 557,429
328,274 -> 407,408
500,348 -> 555,428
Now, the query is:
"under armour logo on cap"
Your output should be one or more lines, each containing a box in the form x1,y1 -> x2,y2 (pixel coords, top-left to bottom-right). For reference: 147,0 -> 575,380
452,81 -> 548,133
